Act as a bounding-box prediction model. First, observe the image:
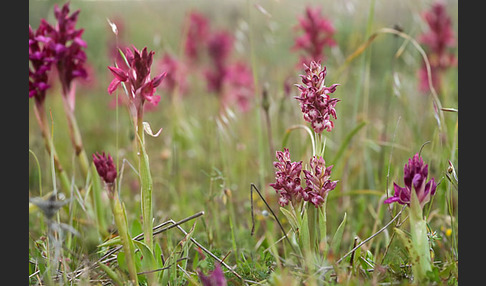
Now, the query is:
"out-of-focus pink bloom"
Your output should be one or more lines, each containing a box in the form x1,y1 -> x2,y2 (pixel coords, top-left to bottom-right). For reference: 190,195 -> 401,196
295,61 -> 340,133
205,30 -> 234,93
419,1 -> 455,64
92,152 -> 117,185
41,3 -> 88,95
384,153 -> 437,209
293,6 -> 336,65
269,148 -> 304,207
302,156 -> 338,207
222,61 -> 254,112
108,46 -> 166,115
418,1 -> 456,92
418,64 -> 440,92
29,24 -> 55,103
184,11 -> 210,63
198,264 -> 227,286
157,53 -> 188,96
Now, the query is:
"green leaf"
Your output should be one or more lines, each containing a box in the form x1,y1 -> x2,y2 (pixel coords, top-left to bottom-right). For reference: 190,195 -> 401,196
394,227 -> 412,250
154,243 -> 164,282
130,219 -> 142,238
98,262 -> 124,286
317,204 -> 327,252
300,207 -> 310,252
280,207 -> 298,232
97,236 -> 121,248
331,212 -> 347,255
117,252 -> 127,273
118,48 -> 129,67
133,239 -> 157,274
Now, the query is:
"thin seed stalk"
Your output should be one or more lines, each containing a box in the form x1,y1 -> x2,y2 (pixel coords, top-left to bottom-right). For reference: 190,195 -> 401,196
409,190 -> 432,282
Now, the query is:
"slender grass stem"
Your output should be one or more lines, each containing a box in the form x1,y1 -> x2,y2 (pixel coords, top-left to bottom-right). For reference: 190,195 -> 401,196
336,205 -> 406,264
33,102 -> 71,193
29,149 -> 43,196
60,91 -> 107,234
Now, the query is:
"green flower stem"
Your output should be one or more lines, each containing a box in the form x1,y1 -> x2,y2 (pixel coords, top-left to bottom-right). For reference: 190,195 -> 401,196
315,132 -> 326,158
136,112 -> 154,252
318,198 -> 327,254
306,200 -> 328,255
33,101 -> 71,193
109,184 -> 139,285
409,190 -> 432,282
307,203 -> 317,252
91,163 -> 108,235
135,111 -> 158,285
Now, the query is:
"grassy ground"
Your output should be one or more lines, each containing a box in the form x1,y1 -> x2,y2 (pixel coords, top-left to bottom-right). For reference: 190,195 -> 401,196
29,0 -> 458,285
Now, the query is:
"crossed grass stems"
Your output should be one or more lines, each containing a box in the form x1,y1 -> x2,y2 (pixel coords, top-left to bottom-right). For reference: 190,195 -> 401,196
34,208 -> 252,284
35,181 -> 408,285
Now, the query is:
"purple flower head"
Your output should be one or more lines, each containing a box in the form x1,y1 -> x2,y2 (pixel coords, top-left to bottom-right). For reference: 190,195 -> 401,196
92,152 -> 117,184
42,2 -> 88,94
207,30 -> 233,67
384,153 -> 437,208
108,46 -> 167,113
295,61 -> 340,133
293,6 -> 336,65
269,148 -> 304,207
198,263 -> 227,286
205,30 -> 234,94
29,24 -> 55,103
302,156 -> 338,207
185,11 -> 210,63
418,1 -> 456,92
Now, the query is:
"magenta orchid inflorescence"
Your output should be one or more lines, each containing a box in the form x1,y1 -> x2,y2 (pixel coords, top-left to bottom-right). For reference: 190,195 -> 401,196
295,61 -> 340,133
384,153 -> 437,208
184,11 -> 210,64
222,61 -> 255,113
158,53 -> 189,96
302,156 -> 338,207
44,2 -> 88,94
29,2 -> 87,102
270,148 -> 337,208
108,46 -> 167,113
269,148 -> 305,207
204,30 -> 234,94
417,1 -> 456,92
293,6 -> 336,65
29,24 -> 55,103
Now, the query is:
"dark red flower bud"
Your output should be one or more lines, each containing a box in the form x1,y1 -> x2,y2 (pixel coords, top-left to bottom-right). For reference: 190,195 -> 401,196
93,152 -> 117,184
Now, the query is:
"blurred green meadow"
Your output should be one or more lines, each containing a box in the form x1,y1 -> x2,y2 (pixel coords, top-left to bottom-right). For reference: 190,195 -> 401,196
29,0 -> 458,284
